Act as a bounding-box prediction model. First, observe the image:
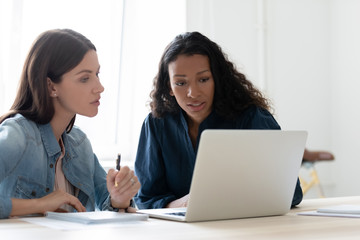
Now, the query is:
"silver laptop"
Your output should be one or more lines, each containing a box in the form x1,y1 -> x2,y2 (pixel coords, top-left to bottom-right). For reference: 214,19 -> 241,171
137,130 -> 307,222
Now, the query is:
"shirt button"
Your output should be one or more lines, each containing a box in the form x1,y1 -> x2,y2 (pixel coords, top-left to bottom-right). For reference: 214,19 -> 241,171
31,191 -> 36,197
45,188 -> 50,192
49,163 -> 54,168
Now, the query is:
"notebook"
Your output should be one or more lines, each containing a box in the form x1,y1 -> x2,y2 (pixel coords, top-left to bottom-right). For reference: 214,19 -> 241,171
45,211 -> 148,224
298,205 -> 360,218
137,130 -> 307,222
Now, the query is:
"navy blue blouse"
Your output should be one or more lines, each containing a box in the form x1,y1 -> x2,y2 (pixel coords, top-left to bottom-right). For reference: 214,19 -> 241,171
134,106 -> 303,209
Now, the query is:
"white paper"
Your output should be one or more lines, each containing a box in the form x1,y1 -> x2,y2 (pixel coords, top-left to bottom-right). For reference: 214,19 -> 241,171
45,211 -> 148,224
298,205 -> 360,219
21,211 -> 149,231
317,204 -> 360,214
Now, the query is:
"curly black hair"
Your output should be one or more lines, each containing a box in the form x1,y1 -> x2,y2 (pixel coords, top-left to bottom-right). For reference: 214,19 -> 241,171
150,31 -> 271,119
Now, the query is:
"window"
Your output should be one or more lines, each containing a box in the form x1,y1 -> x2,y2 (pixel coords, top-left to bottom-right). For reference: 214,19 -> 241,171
0,0 -> 186,168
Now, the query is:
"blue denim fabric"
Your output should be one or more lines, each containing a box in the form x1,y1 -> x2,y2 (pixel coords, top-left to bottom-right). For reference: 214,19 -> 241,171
134,106 -> 303,209
0,114 -> 112,219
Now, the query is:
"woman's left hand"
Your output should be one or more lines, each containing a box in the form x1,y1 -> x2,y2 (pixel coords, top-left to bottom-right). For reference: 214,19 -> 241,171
106,166 -> 140,209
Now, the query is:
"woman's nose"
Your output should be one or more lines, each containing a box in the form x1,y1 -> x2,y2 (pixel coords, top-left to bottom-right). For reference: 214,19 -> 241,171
187,84 -> 200,98
94,79 -> 105,93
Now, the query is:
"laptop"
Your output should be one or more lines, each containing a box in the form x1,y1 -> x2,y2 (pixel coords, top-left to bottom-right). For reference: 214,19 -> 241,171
137,130 -> 307,222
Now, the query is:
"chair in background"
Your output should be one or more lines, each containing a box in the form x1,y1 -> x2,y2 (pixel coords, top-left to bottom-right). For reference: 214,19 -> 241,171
300,149 -> 335,197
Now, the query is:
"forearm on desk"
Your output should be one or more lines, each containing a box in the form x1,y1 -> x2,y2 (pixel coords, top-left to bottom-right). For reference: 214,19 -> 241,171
0,197 -> 39,219
10,198 -> 42,217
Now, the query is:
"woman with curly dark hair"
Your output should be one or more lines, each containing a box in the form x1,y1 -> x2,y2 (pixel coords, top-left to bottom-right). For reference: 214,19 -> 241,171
134,32 -> 303,209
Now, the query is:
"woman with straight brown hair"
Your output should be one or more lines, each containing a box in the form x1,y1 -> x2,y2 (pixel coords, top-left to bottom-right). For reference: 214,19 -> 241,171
0,29 -> 139,219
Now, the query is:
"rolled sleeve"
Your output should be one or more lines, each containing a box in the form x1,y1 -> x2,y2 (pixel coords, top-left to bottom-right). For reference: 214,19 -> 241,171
0,196 -> 12,219
101,195 -> 117,211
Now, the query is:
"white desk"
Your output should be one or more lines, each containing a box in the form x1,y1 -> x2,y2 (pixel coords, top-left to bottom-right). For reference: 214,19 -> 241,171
1,196 -> 360,239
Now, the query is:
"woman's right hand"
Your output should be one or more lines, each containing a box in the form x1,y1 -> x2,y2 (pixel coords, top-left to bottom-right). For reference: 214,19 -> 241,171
37,190 -> 86,213
10,190 -> 86,217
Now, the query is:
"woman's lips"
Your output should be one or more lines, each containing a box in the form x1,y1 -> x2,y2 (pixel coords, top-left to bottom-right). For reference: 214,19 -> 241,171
187,102 -> 205,111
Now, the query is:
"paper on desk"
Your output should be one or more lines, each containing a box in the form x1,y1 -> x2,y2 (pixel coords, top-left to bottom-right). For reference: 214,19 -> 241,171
317,204 -> 360,214
45,211 -> 148,224
298,204 -> 360,218
21,211 -> 149,230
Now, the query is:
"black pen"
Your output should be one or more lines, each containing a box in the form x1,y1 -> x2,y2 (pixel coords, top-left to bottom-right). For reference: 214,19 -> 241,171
116,154 -> 121,171
115,154 -> 121,187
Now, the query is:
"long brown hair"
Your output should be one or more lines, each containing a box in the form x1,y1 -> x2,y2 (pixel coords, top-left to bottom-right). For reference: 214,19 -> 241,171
0,29 -> 96,132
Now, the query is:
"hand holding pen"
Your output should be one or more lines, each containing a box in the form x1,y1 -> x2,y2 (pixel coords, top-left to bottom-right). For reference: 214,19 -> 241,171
106,153 -> 140,209
114,153 -> 136,187
115,154 -> 121,187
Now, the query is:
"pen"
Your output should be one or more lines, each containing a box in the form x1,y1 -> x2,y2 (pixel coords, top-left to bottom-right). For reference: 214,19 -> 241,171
115,154 -> 121,187
116,153 -> 121,171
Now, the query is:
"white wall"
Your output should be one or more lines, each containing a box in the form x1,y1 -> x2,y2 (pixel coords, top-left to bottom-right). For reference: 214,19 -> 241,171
186,0 -> 259,85
266,0 -> 334,192
116,0 -> 186,163
330,0 -> 360,196
186,0 -> 360,198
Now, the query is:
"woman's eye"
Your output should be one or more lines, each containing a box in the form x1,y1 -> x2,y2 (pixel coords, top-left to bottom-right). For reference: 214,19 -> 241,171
175,82 -> 185,86
200,77 -> 210,82
80,77 -> 89,83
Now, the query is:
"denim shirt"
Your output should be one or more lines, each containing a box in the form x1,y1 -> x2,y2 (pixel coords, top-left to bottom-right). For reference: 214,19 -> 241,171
0,114 -> 113,219
134,106 -> 303,209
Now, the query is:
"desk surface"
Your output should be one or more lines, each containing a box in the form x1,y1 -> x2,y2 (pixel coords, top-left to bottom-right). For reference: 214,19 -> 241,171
1,196 -> 360,239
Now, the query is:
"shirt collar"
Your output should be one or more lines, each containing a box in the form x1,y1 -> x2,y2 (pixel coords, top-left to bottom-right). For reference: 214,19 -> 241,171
179,109 -> 220,132
38,123 -> 61,157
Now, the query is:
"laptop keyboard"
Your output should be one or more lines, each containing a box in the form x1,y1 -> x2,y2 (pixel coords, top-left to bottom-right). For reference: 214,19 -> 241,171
165,211 -> 186,216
